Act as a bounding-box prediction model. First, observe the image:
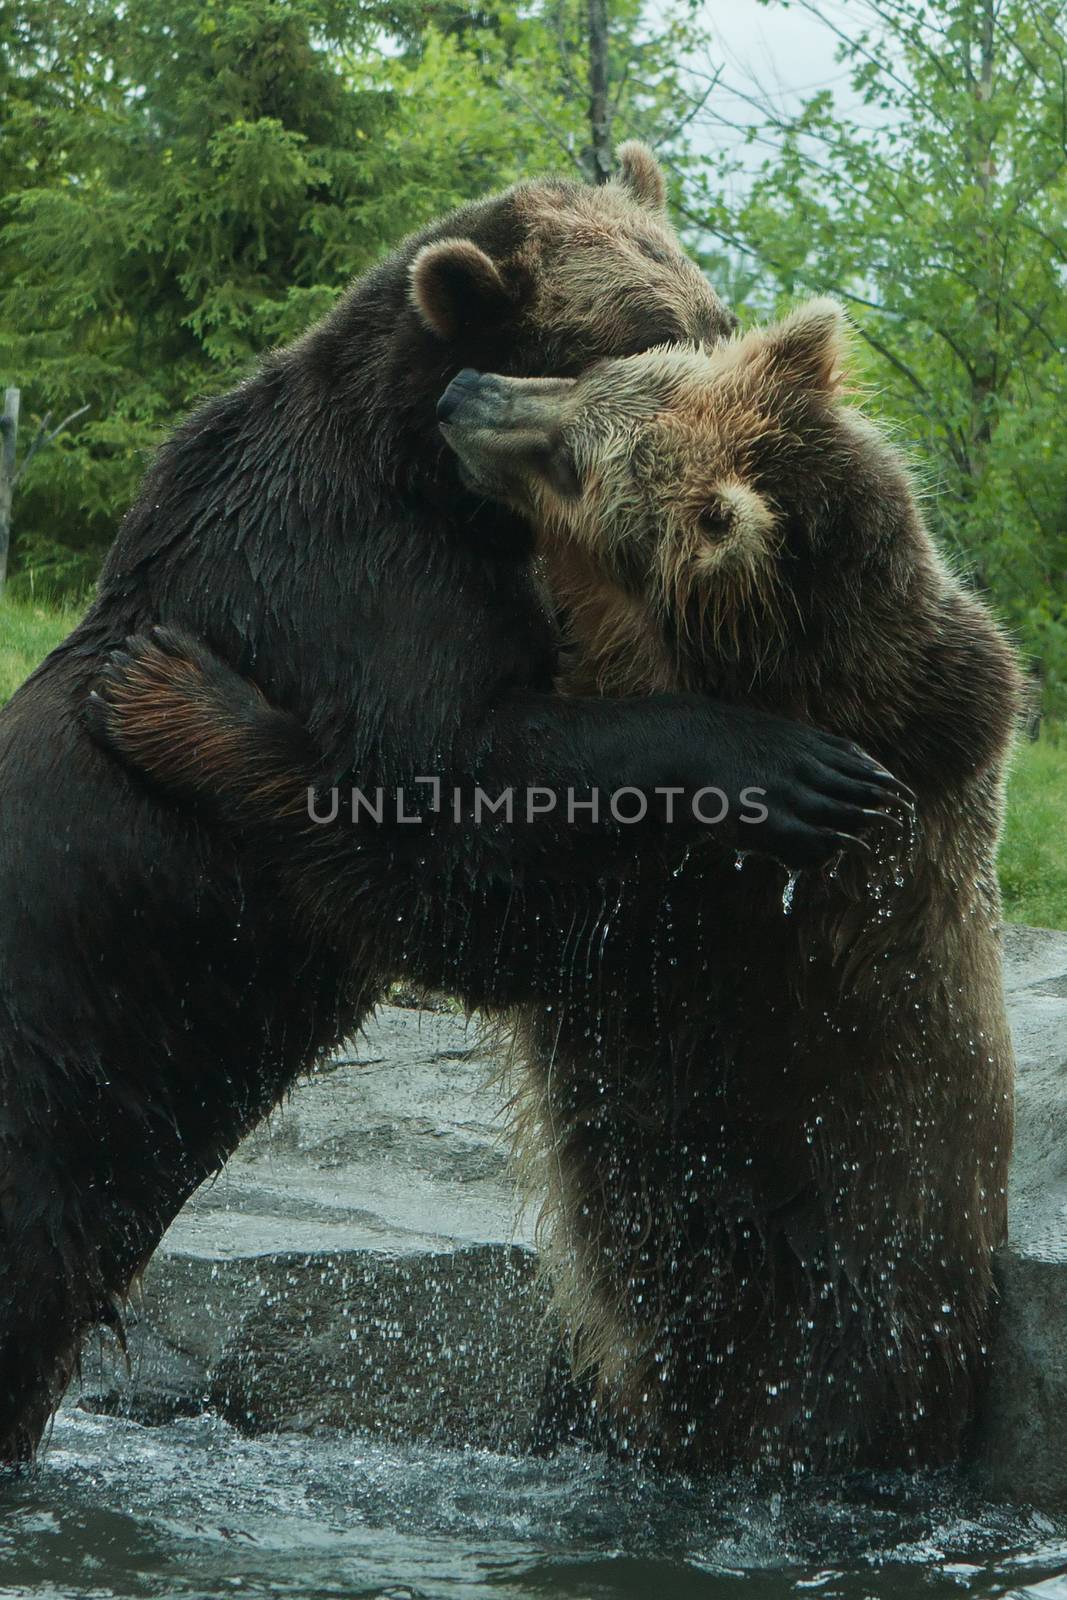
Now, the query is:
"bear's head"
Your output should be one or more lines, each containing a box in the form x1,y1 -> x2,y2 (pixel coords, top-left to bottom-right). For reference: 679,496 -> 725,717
436,299 -> 923,696
406,142 -> 736,376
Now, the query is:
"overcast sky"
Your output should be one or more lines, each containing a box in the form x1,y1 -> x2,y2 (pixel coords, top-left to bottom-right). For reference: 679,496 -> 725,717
708,2 -> 859,108
678,1 -> 886,191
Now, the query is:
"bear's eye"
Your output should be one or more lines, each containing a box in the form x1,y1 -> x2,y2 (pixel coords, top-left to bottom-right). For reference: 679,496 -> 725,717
697,508 -> 730,540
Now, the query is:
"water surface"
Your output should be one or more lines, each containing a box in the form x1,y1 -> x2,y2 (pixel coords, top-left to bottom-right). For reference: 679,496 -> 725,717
2,1409 -> 1066,1599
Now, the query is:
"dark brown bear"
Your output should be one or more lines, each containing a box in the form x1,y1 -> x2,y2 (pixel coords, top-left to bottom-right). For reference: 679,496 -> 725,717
0,152 -> 897,1463
93,301 -> 1020,1473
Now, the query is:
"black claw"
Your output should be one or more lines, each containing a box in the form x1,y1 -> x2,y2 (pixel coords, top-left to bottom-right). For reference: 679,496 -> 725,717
148,624 -> 179,653
882,777 -> 917,804
863,807 -> 905,830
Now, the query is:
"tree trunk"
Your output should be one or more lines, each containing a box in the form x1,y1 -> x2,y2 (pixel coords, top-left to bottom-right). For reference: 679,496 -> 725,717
0,388 -> 19,598
969,0 -> 998,475
587,0 -> 612,184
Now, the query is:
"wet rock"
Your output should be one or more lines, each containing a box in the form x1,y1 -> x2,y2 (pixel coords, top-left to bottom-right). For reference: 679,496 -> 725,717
74,927 -> 1067,1507
75,1006 -> 551,1450
77,1317 -> 210,1425
976,924 -> 1067,1508
209,1245 -> 548,1447
978,1254 -> 1067,1509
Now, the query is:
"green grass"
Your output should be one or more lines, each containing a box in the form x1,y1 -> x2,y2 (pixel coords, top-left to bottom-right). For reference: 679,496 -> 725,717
1,593 -> 1065,929
0,593 -> 84,705
999,735 -> 1067,932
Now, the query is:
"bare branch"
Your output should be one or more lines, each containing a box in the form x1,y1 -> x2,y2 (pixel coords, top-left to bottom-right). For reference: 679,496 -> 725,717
12,404 -> 89,488
491,76 -> 585,174
789,0 -> 956,129
651,66 -> 722,143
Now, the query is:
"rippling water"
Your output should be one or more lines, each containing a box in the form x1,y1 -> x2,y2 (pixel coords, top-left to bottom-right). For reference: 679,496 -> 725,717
1,1409 -> 1065,1599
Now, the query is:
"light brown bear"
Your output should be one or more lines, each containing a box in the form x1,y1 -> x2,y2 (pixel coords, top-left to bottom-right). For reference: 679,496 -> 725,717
433,299 -> 1023,1471
87,300 -> 1020,1474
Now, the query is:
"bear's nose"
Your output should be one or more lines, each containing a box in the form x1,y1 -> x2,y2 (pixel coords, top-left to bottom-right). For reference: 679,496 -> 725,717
437,368 -> 484,423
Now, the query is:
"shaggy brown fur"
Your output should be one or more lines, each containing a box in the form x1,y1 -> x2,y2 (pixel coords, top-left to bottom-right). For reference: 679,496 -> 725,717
87,640 -> 311,819
86,301 -> 1015,1474
8,142 -> 815,1464
435,298 -> 1023,1471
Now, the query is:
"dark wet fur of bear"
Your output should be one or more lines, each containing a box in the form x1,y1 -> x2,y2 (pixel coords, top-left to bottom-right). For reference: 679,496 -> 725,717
3,157 -> 893,1464
0,158 -> 758,1462
81,308 -> 1021,1476
49,171 -> 899,1483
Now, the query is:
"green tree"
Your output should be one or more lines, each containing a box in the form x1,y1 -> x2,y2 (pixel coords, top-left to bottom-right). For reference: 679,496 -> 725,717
0,0 -> 710,596
0,1 -> 389,589
685,0 -> 1067,710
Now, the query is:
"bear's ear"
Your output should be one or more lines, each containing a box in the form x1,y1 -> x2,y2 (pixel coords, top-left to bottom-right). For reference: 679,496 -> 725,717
759,297 -> 849,393
409,238 -> 511,340
615,141 -> 668,213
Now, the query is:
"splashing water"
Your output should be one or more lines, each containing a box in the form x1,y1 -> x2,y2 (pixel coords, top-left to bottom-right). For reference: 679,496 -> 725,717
782,870 -> 800,916
0,1407 -> 1063,1600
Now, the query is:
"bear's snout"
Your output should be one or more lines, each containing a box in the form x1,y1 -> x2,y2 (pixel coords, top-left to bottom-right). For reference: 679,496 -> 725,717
437,369 -> 491,424
436,369 -> 580,506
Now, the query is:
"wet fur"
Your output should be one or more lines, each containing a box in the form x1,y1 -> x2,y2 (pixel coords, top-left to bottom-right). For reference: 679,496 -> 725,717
76,294 -> 990,1473
510,307 -> 1023,1470
0,156 -> 739,1461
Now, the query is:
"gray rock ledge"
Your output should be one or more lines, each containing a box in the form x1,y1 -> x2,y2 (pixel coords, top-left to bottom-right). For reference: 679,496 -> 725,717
73,928 -> 1067,1505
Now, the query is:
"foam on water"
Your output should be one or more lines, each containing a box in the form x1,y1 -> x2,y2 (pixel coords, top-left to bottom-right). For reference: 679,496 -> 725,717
0,1408 -> 1064,1600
